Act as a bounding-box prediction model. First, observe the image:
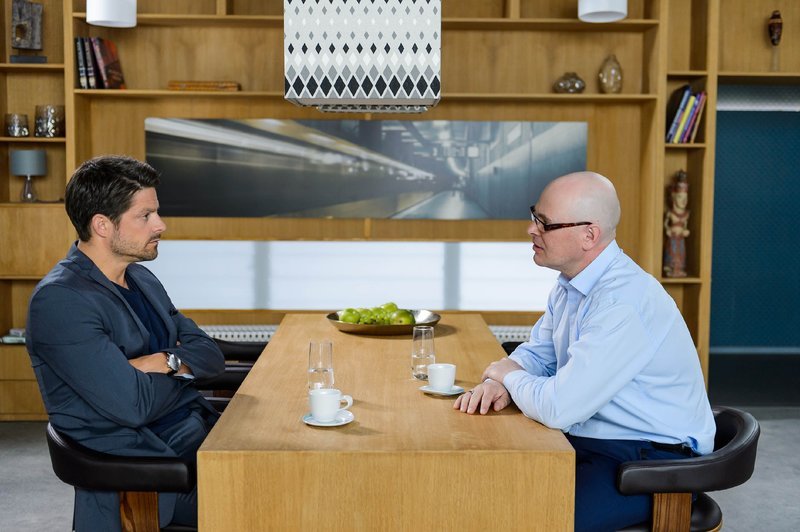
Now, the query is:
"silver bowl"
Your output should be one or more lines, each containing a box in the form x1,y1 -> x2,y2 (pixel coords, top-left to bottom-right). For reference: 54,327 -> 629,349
326,309 -> 441,335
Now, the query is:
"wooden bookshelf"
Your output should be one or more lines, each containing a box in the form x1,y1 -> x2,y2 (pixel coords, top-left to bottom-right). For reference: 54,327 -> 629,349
10,0 -> 785,417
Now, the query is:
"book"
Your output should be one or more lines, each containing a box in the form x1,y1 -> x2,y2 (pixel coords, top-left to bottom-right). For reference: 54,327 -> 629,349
688,92 -> 708,143
672,94 -> 696,144
681,91 -> 705,143
1,335 -> 25,344
665,85 -> 691,142
91,37 -> 126,89
74,37 -> 88,89
82,37 -> 99,89
167,80 -> 241,91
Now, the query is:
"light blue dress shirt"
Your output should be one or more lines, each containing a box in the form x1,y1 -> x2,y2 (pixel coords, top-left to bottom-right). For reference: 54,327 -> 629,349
504,240 -> 716,455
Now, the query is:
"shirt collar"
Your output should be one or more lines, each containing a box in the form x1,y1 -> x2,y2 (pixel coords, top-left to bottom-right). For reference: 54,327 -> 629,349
557,240 -> 621,297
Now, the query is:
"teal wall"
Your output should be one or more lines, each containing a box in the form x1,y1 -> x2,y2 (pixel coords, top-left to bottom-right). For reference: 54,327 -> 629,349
711,110 -> 800,350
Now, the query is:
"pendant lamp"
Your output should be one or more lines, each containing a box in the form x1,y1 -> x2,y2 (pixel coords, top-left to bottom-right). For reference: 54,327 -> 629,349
578,0 -> 627,23
284,0 -> 441,113
87,0 -> 137,28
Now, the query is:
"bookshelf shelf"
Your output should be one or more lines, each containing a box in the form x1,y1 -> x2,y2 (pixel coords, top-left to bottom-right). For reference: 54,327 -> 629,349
718,72 -> 800,85
72,90 -> 657,103
659,277 -> 703,285
71,13 -> 658,32
665,143 -> 706,149
0,137 -> 66,143
667,70 -> 708,78
0,63 -> 65,72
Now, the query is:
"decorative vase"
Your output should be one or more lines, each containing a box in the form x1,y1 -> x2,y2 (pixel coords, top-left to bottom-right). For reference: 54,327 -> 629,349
553,72 -> 585,94
598,54 -> 623,94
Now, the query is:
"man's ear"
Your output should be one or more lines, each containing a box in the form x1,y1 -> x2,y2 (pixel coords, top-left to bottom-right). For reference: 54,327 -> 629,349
582,224 -> 603,250
90,214 -> 112,239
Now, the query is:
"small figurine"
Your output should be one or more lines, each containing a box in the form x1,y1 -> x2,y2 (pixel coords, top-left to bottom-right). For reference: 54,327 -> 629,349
663,170 -> 690,278
768,10 -> 783,45
553,72 -> 586,94
768,10 -> 783,71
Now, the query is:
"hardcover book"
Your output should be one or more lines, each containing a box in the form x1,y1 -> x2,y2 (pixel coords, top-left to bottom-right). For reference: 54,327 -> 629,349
74,37 -> 88,89
91,37 -> 126,89
81,37 -> 99,89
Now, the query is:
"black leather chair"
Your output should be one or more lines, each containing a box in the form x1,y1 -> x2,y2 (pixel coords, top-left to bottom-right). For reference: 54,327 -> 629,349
195,338 -> 268,412
501,340 -> 523,355
46,423 -> 196,532
617,406 -> 760,532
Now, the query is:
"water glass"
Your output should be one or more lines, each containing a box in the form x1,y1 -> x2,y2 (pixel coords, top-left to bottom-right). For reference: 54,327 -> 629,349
411,326 -> 435,380
308,340 -> 334,390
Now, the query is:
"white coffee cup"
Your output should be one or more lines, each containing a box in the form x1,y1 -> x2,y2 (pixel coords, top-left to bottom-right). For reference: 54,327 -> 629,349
427,363 -> 456,392
308,388 -> 353,422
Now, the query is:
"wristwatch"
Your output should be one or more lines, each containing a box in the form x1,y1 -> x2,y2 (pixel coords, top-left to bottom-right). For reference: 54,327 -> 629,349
165,352 -> 182,375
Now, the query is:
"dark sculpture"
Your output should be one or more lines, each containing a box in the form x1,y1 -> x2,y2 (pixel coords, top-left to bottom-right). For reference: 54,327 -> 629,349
768,10 -> 783,46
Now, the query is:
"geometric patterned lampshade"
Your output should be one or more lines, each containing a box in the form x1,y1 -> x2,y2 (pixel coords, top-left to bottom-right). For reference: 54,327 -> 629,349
284,0 -> 441,113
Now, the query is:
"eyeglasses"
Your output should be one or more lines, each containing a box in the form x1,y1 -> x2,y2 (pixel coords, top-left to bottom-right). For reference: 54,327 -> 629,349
530,206 -> 592,232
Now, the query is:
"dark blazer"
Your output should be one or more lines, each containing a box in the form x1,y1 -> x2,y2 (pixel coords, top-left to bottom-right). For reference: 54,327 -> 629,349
26,243 -> 225,530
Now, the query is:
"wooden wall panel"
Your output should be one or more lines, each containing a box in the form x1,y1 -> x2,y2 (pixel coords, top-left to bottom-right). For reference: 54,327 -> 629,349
719,0 -> 800,72
0,205 -> 72,277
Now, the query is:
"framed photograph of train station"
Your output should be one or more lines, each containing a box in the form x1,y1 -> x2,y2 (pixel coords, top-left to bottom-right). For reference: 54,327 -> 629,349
145,118 -> 587,220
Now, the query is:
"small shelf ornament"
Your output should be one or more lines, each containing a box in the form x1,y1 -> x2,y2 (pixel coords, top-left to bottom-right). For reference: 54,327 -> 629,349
663,170 -> 690,278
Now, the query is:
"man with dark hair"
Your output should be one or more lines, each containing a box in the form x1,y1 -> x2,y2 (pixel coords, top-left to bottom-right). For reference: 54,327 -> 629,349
26,155 -> 225,530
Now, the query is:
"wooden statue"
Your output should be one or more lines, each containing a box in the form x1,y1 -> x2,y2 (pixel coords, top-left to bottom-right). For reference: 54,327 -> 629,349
663,170 -> 690,278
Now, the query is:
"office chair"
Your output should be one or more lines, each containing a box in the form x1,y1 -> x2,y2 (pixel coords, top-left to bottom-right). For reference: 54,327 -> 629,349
617,406 -> 760,532
46,423 -> 196,532
501,341 -> 522,355
194,338 -> 268,412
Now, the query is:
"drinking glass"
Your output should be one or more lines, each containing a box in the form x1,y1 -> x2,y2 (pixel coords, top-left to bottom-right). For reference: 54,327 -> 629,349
308,340 -> 335,390
411,326 -> 435,380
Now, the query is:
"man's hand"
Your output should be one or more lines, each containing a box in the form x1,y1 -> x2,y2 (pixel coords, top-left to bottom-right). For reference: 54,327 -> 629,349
482,357 -> 524,383
128,352 -> 171,373
453,378 -> 512,415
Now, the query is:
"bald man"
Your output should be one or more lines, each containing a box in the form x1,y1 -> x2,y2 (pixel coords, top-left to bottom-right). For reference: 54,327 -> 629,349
454,172 -> 715,531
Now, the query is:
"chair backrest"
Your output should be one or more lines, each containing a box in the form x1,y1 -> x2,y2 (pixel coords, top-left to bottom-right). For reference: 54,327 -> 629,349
46,423 -> 194,493
617,406 -> 760,494
213,338 -> 266,363
707,406 -> 761,490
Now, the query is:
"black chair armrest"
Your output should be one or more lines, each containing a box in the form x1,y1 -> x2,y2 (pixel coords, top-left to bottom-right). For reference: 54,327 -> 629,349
194,365 -> 251,391
212,338 -> 266,363
47,424 -> 195,493
618,407 -> 760,495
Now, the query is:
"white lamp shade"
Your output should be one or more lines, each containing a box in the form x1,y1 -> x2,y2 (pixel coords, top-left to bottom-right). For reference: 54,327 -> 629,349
87,0 -> 137,28
578,0 -> 627,23
10,149 -> 47,176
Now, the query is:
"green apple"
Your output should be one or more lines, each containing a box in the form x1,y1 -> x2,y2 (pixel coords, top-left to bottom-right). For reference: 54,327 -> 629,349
390,309 -> 415,325
339,308 -> 360,324
381,302 -> 399,312
358,309 -> 376,324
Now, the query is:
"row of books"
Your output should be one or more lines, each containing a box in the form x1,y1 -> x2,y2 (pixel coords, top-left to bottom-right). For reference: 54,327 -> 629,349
665,84 -> 706,144
74,37 -> 126,90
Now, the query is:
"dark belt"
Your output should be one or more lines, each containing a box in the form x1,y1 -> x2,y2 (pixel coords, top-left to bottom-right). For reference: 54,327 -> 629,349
650,441 -> 696,457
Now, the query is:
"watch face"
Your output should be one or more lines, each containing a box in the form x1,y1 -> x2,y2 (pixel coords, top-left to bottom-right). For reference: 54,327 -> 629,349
167,353 -> 181,372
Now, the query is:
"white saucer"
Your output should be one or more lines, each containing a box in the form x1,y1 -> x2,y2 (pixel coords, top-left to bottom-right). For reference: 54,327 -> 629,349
419,384 -> 465,397
302,410 -> 354,427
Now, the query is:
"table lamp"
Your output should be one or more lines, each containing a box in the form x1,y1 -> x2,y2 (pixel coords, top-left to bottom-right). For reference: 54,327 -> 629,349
10,149 -> 46,202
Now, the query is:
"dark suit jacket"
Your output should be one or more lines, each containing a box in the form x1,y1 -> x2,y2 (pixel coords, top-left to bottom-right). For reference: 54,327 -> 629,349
26,243 -> 225,530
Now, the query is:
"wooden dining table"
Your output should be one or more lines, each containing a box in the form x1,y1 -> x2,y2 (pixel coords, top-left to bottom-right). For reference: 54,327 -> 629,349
198,313 -> 575,531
